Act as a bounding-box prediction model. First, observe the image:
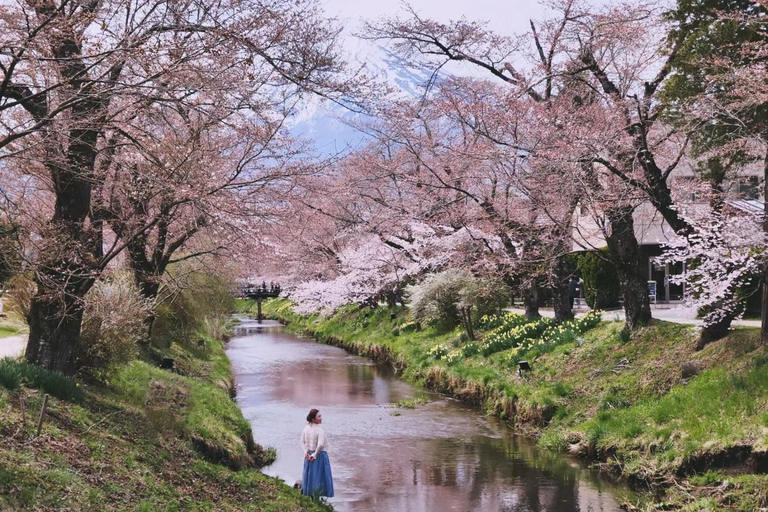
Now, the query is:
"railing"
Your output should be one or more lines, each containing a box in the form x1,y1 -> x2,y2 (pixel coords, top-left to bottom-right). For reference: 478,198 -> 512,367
238,283 -> 281,300
238,283 -> 281,323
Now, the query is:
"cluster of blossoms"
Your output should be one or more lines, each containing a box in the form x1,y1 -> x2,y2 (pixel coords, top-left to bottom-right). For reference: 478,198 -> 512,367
477,312 -> 528,331
428,340 -> 481,364
504,310 -> 603,364
441,342 -> 481,365
426,344 -> 450,359
479,318 -> 555,356
427,310 -> 604,367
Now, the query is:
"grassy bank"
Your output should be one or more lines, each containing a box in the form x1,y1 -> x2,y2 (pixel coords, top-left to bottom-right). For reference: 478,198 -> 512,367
0,310 -> 26,338
0,328 -> 326,511
251,298 -> 768,511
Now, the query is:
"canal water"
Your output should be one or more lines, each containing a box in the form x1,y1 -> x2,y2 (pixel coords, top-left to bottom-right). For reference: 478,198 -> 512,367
227,316 -> 629,512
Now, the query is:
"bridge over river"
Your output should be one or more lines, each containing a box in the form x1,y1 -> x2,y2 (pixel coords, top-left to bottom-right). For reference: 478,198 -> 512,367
237,283 -> 281,322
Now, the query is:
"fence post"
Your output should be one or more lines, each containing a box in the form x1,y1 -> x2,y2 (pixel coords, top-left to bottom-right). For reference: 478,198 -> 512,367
36,394 -> 49,436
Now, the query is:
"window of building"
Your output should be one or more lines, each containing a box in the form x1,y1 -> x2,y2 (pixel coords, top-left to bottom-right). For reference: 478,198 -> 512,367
738,177 -> 759,199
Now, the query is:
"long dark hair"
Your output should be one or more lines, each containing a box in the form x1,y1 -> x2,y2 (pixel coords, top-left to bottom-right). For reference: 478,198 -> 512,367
306,408 -> 319,423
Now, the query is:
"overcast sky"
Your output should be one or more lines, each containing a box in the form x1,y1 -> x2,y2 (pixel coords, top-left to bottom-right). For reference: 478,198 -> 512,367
321,0 -> 552,38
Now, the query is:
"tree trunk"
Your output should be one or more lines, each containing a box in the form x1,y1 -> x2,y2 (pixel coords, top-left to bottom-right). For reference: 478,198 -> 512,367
127,238 -> 164,339
460,306 -> 475,341
762,140 -> 768,344
697,311 -> 735,350
26,149 -> 99,374
523,284 -> 540,320
762,276 -> 768,345
604,207 -> 652,331
135,276 -> 160,338
386,289 -> 397,308
551,254 -> 574,323
25,287 -> 85,375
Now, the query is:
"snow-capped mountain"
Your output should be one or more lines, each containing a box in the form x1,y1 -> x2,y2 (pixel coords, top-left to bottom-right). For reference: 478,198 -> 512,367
288,41 -> 441,156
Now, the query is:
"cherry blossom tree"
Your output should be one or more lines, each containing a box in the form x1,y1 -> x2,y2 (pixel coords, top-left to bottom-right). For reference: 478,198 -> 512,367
363,3 -> 655,326
364,1 -> 762,339
262,148 -> 482,314
662,0 -> 768,342
0,0 -> 364,374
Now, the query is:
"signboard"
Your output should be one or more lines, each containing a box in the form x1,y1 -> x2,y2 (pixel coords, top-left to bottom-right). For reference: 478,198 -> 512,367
648,280 -> 657,304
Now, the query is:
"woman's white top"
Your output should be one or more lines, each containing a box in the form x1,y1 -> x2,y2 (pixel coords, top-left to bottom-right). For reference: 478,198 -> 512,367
301,424 -> 328,455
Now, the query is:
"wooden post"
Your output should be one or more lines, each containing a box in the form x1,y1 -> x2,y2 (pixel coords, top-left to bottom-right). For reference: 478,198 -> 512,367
20,396 -> 26,424
257,298 -> 262,324
36,393 -> 49,436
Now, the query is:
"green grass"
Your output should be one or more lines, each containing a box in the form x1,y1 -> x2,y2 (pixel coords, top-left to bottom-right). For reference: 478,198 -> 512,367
0,310 -> 27,338
0,322 -> 326,511
260,298 -> 768,511
394,396 -> 430,409
110,333 -> 274,469
0,325 -> 19,338
0,357 -> 84,402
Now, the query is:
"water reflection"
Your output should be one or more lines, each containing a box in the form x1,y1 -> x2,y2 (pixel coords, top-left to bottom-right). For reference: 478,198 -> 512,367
227,317 -> 627,512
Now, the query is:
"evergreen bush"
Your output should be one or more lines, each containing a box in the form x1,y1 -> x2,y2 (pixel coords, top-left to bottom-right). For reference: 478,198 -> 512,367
578,250 -> 621,309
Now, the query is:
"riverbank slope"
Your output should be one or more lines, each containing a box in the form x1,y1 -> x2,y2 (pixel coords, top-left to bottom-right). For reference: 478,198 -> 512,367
0,331 -> 327,511
254,298 -> 768,511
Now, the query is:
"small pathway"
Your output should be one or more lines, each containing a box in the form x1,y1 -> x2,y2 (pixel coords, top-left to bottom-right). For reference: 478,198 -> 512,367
506,308 -> 761,328
0,334 -> 27,359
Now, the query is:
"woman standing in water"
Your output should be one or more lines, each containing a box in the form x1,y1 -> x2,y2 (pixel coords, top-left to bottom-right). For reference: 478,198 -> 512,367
301,409 -> 334,498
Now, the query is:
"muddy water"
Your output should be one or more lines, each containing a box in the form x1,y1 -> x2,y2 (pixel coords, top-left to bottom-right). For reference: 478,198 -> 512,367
227,317 -> 630,512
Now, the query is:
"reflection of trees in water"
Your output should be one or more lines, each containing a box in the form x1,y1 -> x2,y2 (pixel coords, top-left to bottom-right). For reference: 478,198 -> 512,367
412,436 -> 615,511
233,328 -> 623,511
267,358 -> 410,407
345,364 -> 374,397
337,434 -> 619,512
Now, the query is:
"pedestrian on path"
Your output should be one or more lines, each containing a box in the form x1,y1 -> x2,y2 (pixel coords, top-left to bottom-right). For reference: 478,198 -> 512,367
300,408 -> 334,499
568,276 -> 580,311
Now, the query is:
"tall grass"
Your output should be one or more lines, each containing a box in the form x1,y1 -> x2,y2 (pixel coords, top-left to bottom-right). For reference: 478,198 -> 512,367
0,325 -> 20,338
0,357 -> 83,402
0,358 -> 21,390
577,363 -> 768,460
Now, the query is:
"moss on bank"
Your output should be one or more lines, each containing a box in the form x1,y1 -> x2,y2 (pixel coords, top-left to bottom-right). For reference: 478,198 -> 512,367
252,298 -> 768,511
0,331 -> 327,511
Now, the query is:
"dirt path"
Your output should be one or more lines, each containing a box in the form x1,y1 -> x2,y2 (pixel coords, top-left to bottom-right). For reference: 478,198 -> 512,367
0,334 -> 26,359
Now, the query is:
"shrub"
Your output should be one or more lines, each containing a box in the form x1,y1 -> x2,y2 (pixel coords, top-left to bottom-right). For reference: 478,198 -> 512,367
152,269 -> 236,348
4,273 -> 36,322
578,250 -> 621,309
0,358 -> 21,390
406,269 -> 502,333
79,272 -> 153,379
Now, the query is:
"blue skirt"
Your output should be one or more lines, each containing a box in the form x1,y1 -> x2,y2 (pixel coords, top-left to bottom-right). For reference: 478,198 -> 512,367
302,450 -> 334,498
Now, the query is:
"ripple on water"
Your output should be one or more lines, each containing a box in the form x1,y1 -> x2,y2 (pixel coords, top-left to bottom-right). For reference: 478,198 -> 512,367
227,320 -> 629,512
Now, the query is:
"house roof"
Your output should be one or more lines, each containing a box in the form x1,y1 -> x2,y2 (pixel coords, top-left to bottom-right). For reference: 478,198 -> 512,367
725,199 -> 764,218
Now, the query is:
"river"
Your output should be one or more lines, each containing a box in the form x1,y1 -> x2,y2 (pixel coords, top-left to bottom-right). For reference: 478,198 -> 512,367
227,316 -> 631,512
